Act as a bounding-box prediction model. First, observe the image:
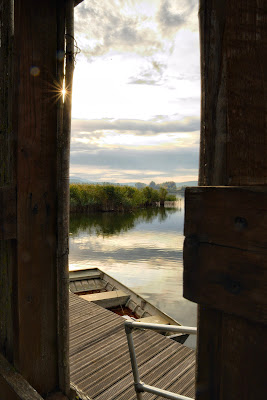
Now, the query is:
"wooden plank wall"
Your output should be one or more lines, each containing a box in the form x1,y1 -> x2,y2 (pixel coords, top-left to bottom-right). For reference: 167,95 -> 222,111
184,1 -> 267,399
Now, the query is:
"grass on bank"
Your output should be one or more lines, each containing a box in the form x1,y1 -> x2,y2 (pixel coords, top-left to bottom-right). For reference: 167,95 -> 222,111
70,183 -> 177,212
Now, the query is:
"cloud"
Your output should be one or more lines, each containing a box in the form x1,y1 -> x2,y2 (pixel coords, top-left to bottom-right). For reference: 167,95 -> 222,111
70,115 -> 200,182
70,146 -> 199,179
74,0 -> 163,58
128,59 -> 167,85
71,116 -> 200,137
157,0 -> 198,37
74,0 -> 198,60
72,1 -> 200,183
128,78 -> 160,85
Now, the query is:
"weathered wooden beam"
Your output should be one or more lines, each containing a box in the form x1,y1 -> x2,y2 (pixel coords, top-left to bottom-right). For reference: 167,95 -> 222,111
56,0 -> 74,395
14,0 -> 62,395
0,0 -> 16,365
184,241 -> 267,323
1,0 -> 73,396
0,186 -> 17,240
185,1 -> 267,399
184,186 -> 267,251
0,353 -> 43,400
199,0 -> 267,187
184,187 -> 267,324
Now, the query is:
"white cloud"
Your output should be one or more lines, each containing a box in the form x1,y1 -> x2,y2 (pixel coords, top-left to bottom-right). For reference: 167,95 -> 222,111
75,0 -> 163,58
70,144 -> 199,184
72,0 -> 200,183
157,0 -> 198,36
71,116 -> 199,135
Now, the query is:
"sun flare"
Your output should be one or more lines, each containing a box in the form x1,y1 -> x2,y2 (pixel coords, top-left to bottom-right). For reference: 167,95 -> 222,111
62,88 -> 66,101
47,78 -> 68,105
62,79 -> 67,102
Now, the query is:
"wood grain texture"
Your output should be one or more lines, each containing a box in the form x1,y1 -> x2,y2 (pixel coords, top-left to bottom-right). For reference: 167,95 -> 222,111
56,0 -> 70,395
199,0 -> 267,186
15,0 -> 59,394
0,0 -> 16,365
184,187 -> 267,322
1,0 -> 71,396
0,354 -> 43,400
194,308 -> 222,399
0,185 -> 17,240
185,186 -> 267,251
69,293 -> 195,400
184,239 -> 267,323
188,1 -> 267,399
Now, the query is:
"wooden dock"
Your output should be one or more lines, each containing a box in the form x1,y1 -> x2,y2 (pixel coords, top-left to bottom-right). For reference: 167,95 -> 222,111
69,292 -> 195,400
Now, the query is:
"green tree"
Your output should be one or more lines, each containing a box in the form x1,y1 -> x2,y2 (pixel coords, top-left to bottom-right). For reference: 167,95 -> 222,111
135,182 -> 146,189
142,186 -> 159,206
161,181 -> 177,190
159,187 -> 168,202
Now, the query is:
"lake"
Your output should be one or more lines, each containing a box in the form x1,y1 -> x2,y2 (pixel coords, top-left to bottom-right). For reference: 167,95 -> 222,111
69,201 -> 197,348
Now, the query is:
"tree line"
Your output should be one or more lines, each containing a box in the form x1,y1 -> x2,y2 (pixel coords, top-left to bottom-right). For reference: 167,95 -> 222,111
135,180 -> 177,191
70,183 -> 177,213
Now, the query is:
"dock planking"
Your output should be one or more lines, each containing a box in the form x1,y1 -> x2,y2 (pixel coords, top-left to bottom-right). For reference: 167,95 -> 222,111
69,292 -> 195,400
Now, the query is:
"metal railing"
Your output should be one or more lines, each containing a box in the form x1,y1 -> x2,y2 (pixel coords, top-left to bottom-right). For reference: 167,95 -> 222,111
124,320 -> 197,400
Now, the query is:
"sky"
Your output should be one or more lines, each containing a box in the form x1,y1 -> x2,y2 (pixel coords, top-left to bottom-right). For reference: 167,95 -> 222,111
71,0 -> 200,185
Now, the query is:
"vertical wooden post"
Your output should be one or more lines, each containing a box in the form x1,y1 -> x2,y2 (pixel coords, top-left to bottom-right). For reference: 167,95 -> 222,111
187,1 -> 267,399
11,0 -> 71,396
15,0 -> 58,393
0,0 -> 16,365
0,0 -> 77,397
57,0 -> 74,395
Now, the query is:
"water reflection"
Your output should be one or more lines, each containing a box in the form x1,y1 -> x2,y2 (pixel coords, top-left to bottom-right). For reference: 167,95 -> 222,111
70,206 -> 179,238
69,203 -> 197,348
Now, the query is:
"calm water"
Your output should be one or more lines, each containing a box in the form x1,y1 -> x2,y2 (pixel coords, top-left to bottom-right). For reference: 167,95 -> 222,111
69,201 -> 197,348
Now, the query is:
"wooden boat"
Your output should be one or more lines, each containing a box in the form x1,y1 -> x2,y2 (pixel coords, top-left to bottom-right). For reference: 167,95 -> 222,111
69,267 -> 189,344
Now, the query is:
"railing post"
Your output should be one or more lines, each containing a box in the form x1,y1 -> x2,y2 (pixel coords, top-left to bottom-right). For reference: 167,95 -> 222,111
124,320 -> 196,400
124,323 -> 143,400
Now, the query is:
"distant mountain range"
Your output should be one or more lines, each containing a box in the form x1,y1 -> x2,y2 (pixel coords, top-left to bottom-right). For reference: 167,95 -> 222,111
69,176 -> 198,188
70,176 -> 95,184
176,181 -> 198,187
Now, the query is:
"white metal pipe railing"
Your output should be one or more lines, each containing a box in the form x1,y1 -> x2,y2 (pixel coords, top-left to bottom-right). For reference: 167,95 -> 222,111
124,320 -> 197,400
126,320 -> 197,334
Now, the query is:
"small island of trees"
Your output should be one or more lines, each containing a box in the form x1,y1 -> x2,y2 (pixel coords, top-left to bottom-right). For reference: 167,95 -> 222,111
70,182 -> 179,213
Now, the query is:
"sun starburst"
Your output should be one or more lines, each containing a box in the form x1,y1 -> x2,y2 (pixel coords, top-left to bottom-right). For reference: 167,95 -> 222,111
46,76 -> 68,105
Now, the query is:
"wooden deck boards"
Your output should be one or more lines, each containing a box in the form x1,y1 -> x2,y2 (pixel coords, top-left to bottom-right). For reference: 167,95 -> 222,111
69,292 -> 195,400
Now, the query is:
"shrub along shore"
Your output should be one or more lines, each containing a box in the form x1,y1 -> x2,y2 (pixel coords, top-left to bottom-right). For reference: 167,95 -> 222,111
70,183 -> 177,213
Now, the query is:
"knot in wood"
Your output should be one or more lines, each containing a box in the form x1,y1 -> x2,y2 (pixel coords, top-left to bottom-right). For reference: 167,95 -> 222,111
234,216 -> 248,231
224,277 -> 241,295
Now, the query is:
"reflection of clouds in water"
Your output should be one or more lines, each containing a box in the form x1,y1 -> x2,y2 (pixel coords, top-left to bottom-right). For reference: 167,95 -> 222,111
70,224 -> 185,268
69,207 -> 197,348
70,248 -> 182,263
71,230 -> 184,252
70,229 -> 184,250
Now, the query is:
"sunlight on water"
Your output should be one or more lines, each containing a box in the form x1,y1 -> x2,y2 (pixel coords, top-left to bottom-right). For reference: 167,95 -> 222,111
69,203 -> 197,348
